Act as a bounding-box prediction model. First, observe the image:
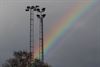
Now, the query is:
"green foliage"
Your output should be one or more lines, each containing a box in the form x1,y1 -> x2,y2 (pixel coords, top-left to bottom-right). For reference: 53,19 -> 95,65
31,59 -> 51,67
2,50 -> 51,67
2,50 -> 30,67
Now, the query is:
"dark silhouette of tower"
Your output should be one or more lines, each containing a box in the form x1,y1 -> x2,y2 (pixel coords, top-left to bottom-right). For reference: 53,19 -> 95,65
25,5 -> 39,67
25,4 -> 49,67
37,7 -> 46,62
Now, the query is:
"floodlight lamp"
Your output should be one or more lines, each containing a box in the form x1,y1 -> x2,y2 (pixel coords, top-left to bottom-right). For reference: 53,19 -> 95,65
37,9 -> 40,12
31,6 -> 34,9
25,9 -> 29,11
37,15 -> 40,18
42,14 -> 46,18
35,5 -> 39,8
42,8 -> 46,12
27,6 -> 30,9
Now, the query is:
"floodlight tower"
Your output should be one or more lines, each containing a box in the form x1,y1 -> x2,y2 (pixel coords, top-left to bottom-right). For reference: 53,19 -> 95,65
37,7 -> 46,62
25,5 -> 39,67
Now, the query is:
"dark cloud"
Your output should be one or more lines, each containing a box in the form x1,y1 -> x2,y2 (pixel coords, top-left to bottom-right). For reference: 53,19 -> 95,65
0,0 -> 100,67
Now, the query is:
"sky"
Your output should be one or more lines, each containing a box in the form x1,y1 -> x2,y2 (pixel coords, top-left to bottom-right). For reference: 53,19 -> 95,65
0,0 -> 100,67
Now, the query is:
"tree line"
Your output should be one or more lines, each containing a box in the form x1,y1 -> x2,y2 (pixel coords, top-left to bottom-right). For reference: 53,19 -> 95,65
2,50 -> 50,67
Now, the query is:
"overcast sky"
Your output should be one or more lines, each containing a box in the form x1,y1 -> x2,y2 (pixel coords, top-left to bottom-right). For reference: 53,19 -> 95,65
0,0 -> 100,67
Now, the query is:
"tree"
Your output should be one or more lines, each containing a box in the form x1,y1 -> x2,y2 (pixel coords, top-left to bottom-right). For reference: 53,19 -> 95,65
2,50 -> 30,67
2,50 -> 51,67
32,59 -> 51,67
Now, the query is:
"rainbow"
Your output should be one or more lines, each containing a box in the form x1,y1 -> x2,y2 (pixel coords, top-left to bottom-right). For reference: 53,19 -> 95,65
33,0 -> 98,59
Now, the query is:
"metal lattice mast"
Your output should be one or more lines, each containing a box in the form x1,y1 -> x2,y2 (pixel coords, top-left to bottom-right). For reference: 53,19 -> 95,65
37,7 -> 46,62
25,5 -> 39,67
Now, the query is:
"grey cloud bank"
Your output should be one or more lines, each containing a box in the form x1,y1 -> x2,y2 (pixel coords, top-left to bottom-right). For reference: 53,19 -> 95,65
0,0 -> 100,67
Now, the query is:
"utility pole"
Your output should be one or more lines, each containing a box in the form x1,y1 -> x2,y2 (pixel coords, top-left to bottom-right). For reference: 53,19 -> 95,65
37,7 -> 46,62
25,5 -> 39,67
